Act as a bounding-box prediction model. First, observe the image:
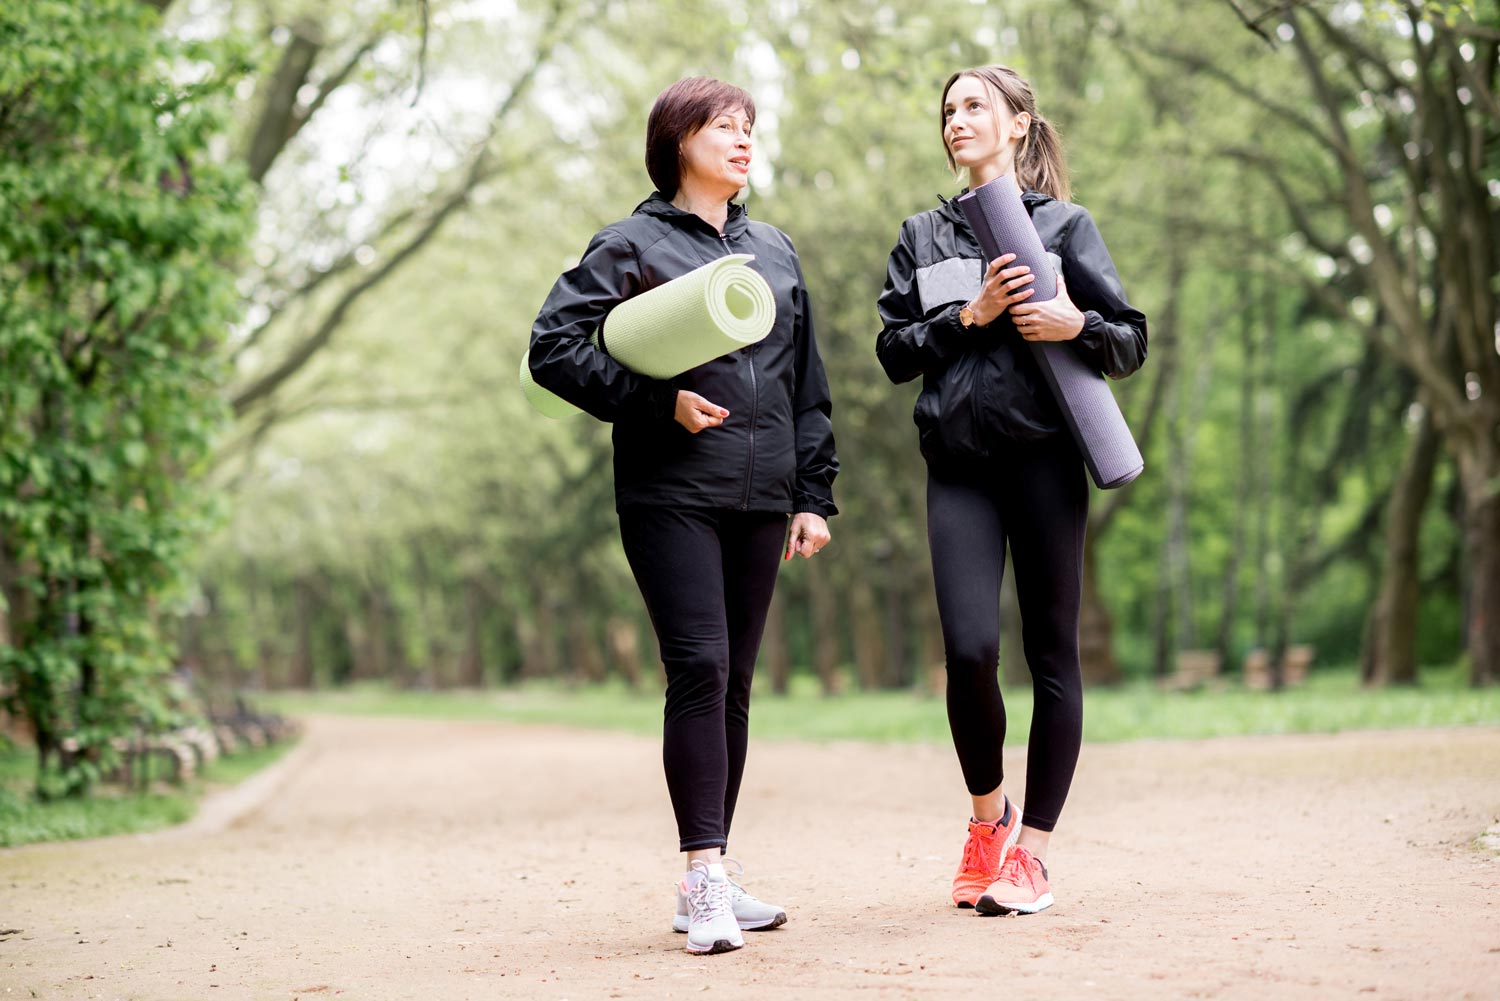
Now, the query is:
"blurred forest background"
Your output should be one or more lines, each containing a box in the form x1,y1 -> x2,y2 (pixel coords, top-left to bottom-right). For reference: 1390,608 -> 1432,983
2,0 -> 1498,793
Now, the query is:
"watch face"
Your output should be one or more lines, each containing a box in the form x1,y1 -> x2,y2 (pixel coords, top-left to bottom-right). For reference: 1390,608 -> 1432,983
959,306 -> 974,327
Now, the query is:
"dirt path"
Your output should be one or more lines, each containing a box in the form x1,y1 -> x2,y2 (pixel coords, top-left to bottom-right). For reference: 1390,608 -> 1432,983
3,716 -> 1498,1000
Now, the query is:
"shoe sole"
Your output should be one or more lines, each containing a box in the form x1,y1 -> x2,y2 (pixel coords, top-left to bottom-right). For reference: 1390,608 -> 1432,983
974,892 -> 1054,916
685,937 -> 744,954
673,912 -> 786,933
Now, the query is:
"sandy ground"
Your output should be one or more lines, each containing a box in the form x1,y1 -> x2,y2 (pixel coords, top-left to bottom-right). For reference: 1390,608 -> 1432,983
2,715 -> 1498,1001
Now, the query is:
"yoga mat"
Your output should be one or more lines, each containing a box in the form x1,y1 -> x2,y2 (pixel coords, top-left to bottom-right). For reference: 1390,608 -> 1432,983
957,175 -> 1144,490
521,254 -> 776,418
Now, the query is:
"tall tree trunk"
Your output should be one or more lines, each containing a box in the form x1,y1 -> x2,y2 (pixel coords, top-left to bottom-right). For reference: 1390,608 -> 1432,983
806,559 -> 842,695
605,614 -> 646,690
761,588 -> 791,695
883,574 -> 911,688
461,577 -> 485,687
1361,408 -> 1441,686
1214,257 -> 1259,673
849,576 -> 885,691
290,578 -> 315,688
1458,439 -> 1500,686
1078,541 -> 1120,685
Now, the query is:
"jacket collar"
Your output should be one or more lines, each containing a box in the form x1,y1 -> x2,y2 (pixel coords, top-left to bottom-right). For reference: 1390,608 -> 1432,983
938,185 -> 1054,223
635,192 -> 750,237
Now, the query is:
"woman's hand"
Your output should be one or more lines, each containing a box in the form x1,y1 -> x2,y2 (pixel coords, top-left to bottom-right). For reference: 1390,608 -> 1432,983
785,512 -> 830,560
674,390 -> 729,433
1009,273 -> 1085,342
965,253 -> 1035,327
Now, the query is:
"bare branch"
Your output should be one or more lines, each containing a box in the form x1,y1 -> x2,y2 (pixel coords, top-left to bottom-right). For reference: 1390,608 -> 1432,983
229,0 -> 574,418
247,19 -> 322,184
411,0 -> 430,107
1222,0 -> 1279,48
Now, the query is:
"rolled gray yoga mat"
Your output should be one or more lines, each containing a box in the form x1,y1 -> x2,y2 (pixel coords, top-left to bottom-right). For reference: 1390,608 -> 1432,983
957,175 -> 1144,490
522,254 -> 776,418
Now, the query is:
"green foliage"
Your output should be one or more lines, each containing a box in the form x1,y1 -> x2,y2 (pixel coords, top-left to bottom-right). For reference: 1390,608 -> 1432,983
254,666 -> 1500,743
0,1 -> 255,795
173,0 -> 1477,691
0,738 -> 295,847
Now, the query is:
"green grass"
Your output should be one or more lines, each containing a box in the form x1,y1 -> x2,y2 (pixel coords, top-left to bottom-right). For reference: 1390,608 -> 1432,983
256,662 -> 1500,744
0,740 -> 297,849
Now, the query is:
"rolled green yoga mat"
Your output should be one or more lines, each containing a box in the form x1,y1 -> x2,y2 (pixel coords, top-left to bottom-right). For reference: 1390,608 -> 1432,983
521,253 -> 776,418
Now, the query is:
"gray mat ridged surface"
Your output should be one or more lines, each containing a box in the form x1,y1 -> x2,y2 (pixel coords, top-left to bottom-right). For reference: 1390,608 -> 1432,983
521,254 -> 775,418
957,175 -> 1143,490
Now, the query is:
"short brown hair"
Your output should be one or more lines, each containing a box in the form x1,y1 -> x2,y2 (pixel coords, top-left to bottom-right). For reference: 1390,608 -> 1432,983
645,77 -> 756,198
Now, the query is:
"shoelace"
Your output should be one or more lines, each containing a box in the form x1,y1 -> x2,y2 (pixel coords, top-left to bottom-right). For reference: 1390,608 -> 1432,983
720,856 -> 752,903
959,825 -> 999,875
994,846 -> 1040,890
686,860 -> 733,922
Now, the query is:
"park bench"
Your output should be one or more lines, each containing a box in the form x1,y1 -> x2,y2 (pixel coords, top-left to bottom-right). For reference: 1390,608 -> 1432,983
1164,649 -> 1222,691
1243,645 -> 1315,689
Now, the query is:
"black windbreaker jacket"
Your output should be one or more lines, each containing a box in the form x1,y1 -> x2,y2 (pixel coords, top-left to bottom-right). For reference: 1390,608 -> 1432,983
876,189 -> 1147,467
528,194 -> 838,517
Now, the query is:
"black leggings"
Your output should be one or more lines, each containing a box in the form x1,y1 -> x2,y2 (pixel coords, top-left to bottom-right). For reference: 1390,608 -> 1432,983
619,506 -> 786,852
927,441 -> 1088,833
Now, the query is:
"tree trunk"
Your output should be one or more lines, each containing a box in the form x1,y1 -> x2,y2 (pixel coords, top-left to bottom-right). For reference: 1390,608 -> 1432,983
761,589 -> 791,695
290,579 -> 315,688
1361,408 -> 1441,686
1078,540 -> 1121,685
806,559 -> 842,695
849,576 -> 885,690
1458,440 -> 1500,686
605,615 -> 645,690
883,573 -> 911,688
461,577 -> 485,687
1214,260 -> 1259,673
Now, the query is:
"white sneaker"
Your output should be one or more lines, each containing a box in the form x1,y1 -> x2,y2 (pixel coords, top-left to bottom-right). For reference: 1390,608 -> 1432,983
677,861 -> 744,954
673,857 -> 787,933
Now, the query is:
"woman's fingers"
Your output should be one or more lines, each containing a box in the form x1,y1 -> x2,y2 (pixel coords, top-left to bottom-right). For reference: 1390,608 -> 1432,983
675,393 -> 727,433
785,515 -> 831,559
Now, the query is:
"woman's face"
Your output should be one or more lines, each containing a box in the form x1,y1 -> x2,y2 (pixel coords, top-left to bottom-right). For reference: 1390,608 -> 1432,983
943,75 -> 1028,172
678,106 -> 753,198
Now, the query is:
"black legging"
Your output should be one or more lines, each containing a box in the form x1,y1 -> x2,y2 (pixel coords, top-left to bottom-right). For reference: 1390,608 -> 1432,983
618,505 -> 787,852
927,439 -> 1088,833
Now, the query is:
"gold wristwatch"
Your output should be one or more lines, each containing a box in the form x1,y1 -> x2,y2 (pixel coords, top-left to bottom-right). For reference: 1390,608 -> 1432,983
958,302 -> 977,328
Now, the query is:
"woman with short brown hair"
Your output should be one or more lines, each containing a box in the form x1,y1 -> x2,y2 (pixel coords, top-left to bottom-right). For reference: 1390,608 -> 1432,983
529,77 -> 838,954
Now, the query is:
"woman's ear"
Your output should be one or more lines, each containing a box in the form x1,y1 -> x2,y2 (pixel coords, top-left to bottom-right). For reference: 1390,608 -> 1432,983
1012,111 -> 1032,139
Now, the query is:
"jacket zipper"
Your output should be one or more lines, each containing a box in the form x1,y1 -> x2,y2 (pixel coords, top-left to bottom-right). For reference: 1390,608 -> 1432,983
721,231 -> 757,511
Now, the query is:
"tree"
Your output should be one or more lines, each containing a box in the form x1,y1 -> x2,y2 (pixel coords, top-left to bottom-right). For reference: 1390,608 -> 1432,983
1215,0 -> 1500,684
0,0 -> 254,793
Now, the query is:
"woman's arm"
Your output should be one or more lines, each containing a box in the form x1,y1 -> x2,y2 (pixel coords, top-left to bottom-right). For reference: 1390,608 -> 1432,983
790,261 -> 839,519
875,219 -> 976,385
527,228 -> 680,423
1058,208 -> 1148,380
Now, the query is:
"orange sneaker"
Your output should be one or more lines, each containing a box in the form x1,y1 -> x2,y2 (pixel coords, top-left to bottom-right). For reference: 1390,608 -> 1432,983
950,797 -> 1021,908
976,844 -> 1053,915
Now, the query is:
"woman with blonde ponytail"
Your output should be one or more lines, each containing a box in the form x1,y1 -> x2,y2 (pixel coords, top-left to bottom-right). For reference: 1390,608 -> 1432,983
875,65 -> 1147,916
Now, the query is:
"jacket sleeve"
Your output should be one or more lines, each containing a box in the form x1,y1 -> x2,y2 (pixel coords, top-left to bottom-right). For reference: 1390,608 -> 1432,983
790,257 -> 839,518
527,228 -> 680,423
1061,208 -> 1148,380
875,219 -> 972,385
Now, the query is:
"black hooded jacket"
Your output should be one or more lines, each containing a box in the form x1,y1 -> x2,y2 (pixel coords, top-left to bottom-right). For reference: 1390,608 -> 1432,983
528,194 -> 838,517
875,189 -> 1147,468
